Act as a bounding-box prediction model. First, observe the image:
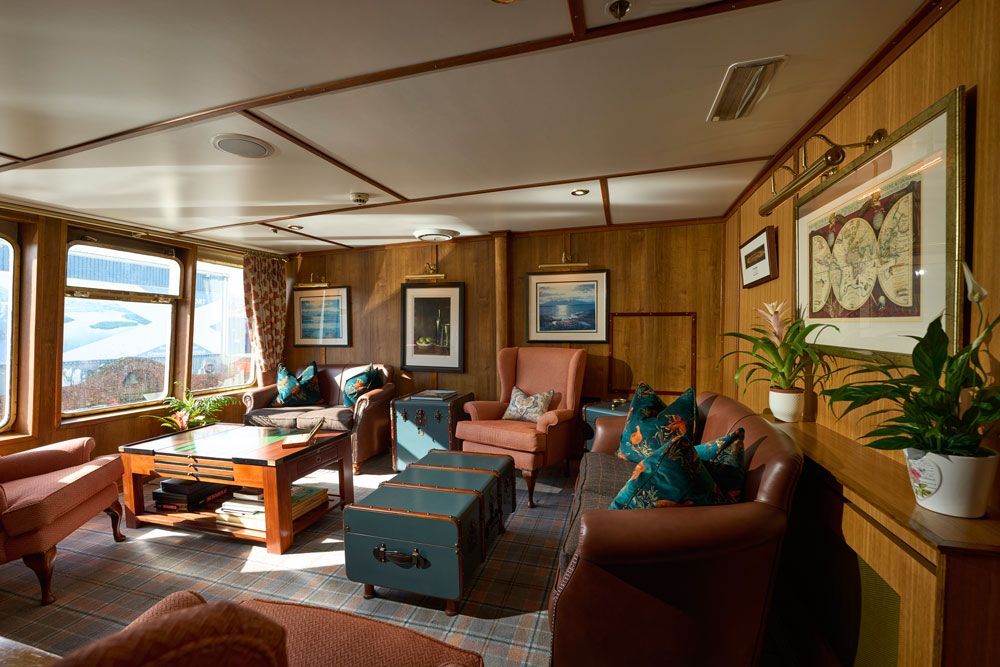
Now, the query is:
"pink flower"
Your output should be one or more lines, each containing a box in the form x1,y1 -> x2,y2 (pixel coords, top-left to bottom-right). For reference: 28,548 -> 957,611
756,301 -> 787,344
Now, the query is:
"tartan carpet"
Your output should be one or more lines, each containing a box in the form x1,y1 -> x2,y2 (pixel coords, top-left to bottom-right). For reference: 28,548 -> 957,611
0,456 -> 576,666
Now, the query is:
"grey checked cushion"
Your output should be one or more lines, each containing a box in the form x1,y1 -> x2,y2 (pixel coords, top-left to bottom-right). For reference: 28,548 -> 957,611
559,452 -> 635,570
295,406 -> 355,432
502,386 -> 555,423
244,405 -> 326,429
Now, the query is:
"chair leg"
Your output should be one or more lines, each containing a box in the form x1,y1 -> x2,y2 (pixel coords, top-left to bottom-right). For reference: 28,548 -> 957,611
23,547 -> 57,606
523,470 -> 537,508
105,500 -> 126,543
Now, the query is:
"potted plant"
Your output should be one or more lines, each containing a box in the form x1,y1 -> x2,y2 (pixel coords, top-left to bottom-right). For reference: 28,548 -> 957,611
823,265 -> 1000,518
153,386 -> 238,432
722,301 -> 835,422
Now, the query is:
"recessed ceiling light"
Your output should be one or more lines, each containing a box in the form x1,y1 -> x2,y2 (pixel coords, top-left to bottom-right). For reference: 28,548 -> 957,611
414,228 -> 459,242
571,189 -> 590,196
288,225 -> 303,230
211,133 -> 275,158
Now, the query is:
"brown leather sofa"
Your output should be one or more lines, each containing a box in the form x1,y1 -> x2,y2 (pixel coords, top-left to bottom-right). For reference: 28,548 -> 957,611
242,363 -> 395,473
549,392 -> 802,667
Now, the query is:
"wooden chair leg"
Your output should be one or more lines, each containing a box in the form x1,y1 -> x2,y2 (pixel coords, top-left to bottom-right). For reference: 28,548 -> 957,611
105,500 -> 126,543
23,547 -> 57,606
445,599 -> 459,616
523,470 -> 537,508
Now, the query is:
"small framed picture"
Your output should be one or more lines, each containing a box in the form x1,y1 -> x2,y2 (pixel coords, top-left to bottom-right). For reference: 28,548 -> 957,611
401,282 -> 464,373
293,286 -> 350,347
526,270 -> 609,343
739,226 -> 779,288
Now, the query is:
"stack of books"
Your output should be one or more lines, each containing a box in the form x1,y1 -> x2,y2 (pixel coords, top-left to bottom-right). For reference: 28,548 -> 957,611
214,485 -> 328,531
153,479 -> 233,512
413,389 -> 457,401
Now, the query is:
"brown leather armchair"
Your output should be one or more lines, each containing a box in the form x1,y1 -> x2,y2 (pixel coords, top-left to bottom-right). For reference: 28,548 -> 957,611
455,347 -> 586,507
242,363 -> 395,473
549,392 -> 802,667
0,438 -> 125,605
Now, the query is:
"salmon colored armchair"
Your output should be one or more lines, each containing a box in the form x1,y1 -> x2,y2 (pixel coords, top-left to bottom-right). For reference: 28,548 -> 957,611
456,347 -> 586,507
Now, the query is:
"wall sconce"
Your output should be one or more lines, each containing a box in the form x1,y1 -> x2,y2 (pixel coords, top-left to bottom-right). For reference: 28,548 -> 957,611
293,272 -> 329,288
538,251 -> 589,270
404,262 -> 446,281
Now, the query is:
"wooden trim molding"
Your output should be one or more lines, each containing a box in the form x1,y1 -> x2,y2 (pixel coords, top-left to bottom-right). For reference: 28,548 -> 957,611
261,223 -> 352,249
599,178 -> 612,225
567,0 -> 587,37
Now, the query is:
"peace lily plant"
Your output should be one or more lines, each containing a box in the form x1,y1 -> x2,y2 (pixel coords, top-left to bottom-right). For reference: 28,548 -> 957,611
722,301 -> 835,422
823,264 -> 1000,518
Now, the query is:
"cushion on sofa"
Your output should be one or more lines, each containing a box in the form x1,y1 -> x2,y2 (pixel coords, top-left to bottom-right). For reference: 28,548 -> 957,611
617,385 -> 697,463
271,362 -> 324,407
342,365 -> 383,407
244,405 -> 326,429
560,452 -> 634,569
696,427 -> 747,503
454,420 -> 545,453
610,433 -> 723,510
295,406 -> 355,431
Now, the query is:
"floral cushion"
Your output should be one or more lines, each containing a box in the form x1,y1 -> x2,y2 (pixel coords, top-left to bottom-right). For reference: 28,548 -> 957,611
343,365 -> 384,408
270,362 -> 324,407
502,386 -> 555,423
695,428 -> 746,503
617,385 -> 697,463
610,430 -> 724,509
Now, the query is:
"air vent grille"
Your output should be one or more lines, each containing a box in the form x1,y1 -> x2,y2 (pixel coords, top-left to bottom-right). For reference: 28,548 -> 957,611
706,56 -> 786,122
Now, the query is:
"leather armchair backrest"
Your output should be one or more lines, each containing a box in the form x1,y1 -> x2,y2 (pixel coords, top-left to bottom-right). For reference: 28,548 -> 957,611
498,347 -> 587,412
297,364 -> 394,407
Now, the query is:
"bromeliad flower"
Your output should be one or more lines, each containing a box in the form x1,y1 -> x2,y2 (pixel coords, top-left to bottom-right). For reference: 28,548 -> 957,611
755,301 -> 787,344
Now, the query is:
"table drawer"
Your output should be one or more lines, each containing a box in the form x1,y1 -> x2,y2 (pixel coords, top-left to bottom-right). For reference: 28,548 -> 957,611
288,441 -> 345,480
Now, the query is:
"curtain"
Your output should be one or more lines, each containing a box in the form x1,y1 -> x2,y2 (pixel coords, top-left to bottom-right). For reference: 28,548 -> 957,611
243,254 -> 288,384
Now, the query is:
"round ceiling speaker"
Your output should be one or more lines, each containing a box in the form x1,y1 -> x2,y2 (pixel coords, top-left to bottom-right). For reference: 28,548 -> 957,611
414,228 -> 459,242
211,133 -> 275,158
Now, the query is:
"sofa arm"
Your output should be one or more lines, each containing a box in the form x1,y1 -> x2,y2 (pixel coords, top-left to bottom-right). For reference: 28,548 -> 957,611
464,400 -> 506,421
129,591 -> 206,628
536,409 -> 574,433
591,416 -> 626,455
242,384 -> 279,413
0,437 -> 96,483
353,383 -> 395,423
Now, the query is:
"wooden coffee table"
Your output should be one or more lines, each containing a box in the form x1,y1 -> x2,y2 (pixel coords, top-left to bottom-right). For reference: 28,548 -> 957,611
119,424 -> 353,554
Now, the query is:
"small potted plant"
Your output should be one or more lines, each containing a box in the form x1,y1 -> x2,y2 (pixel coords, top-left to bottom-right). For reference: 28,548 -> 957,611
153,386 -> 238,432
722,301 -> 835,422
823,265 -> 1000,518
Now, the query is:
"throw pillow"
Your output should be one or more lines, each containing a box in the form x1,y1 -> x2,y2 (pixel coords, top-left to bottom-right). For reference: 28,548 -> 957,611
610,431 -> 724,509
502,386 -> 555,423
343,365 -> 384,408
617,385 -> 698,463
271,362 -> 324,407
695,428 -> 747,503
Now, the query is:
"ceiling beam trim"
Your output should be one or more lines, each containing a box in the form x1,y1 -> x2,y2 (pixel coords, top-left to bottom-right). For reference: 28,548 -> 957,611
600,177 -> 612,225
260,223 -> 352,249
567,0 -> 587,37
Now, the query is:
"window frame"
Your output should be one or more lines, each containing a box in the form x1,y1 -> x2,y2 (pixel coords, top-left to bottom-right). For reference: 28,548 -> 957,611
190,257 -> 255,396
0,230 -> 19,433
60,239 -> 183,418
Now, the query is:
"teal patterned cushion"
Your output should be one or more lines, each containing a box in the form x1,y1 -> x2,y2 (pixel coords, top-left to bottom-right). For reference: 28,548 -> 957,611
270,362 -> 324,407
610,431 -> 724,509
617,385 -> 697,463
503,386 -> 556,422
343,365 -> 383,408
695,428 -> 747,503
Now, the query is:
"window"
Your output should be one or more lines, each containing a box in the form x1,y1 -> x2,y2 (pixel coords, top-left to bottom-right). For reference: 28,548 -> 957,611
0,235 -> 16,430
191,261 -> 252,392
62,243 -> 181,415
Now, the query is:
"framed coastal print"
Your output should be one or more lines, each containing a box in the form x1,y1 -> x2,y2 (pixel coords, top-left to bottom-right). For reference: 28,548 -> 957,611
293,286 -> 350,347
401,282 -> 464,372
740,226 -> 779,288
795,87 -> 965,361
526,270 -> 609,343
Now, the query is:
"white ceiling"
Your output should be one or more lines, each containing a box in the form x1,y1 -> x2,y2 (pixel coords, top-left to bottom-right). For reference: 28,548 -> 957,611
0,0 -> 925,252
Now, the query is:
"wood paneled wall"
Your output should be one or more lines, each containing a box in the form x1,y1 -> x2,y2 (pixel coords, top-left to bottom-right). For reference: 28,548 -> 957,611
721,0 -> 1000,459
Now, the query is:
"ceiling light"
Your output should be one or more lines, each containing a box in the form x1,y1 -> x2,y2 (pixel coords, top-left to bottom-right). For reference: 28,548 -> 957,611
706,56 -> 787,122
605,0 -> 631,21
414,228 -> 459,242
570,189 -> 590,196
288,225 -> 303,230
211,133 -> 276,158
492,0 -> 517,4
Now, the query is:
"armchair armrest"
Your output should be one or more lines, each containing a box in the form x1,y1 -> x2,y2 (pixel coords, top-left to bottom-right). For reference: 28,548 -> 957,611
591,416 -> 626,455
241,384 -> 279,413
577,501 -> 786,566
464,400 -> 506,421
353,383 -> 395,423
536,409 -> 574,433
0,437 -> 96,483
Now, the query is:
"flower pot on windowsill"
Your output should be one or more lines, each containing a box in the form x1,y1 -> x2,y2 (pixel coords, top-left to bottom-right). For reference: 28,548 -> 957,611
905,448 -> 999,518
768,387 -> 804,423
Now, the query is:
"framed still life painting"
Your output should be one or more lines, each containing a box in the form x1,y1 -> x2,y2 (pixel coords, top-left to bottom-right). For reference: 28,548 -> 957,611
526,270 -> 609,343
739,226 -> 779,288
401,282 -> 464,372
293,286 -> 350,347
794,87 -> 965,361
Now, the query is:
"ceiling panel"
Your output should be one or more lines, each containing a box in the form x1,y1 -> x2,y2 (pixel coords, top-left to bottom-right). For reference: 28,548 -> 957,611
608,160 -> 767,224
583,0 -> 705,29
0,0 -> 571,157
261,0 -> 921,199
260,180 -> 606,248
0,114 -> 397,231
190,224 -> 336,253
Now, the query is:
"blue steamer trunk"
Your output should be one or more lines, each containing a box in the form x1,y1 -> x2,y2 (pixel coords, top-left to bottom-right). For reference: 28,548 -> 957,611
415,450 -> 517,522
391,392 -> 473,471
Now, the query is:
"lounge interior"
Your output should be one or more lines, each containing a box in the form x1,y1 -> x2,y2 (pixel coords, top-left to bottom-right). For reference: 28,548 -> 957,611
1,1 -> 998,665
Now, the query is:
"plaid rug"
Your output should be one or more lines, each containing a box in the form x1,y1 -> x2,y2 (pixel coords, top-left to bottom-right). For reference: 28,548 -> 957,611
0,455 -> 576,666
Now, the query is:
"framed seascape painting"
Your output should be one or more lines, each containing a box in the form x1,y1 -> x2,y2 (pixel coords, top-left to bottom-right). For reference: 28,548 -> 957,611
293,286 -> 350,347
401,282 -> 464,373
794,87 -> 965,362
740,226 -> 779,288
526,270 -> 609,343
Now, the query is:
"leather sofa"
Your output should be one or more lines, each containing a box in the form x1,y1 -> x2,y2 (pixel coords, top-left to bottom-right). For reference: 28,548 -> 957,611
549,392 -> 802,666
242,363 -> 395,473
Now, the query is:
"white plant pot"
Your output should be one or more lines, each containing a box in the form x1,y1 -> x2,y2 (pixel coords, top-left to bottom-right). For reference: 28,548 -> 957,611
905,448 -> 999,518
769,388 -> 804,423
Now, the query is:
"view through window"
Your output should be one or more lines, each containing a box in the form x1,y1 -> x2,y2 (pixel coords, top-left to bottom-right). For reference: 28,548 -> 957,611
0,237 -> 15,428
62,244 -> 180,414
191,261 -> 252,391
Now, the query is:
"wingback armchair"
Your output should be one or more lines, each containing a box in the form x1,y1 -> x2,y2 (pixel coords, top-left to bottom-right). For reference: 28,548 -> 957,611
455,347 -> 586,507
0,438 -> 125,604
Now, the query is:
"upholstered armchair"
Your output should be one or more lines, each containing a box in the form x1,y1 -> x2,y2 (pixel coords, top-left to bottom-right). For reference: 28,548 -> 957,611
0,438 -> 125,604
455,347 -> 586,507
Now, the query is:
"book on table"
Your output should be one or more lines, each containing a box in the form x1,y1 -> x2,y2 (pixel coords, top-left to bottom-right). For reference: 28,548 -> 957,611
215,485 -> 328,531
412,389 -> 457,401
153,480 -> 234,511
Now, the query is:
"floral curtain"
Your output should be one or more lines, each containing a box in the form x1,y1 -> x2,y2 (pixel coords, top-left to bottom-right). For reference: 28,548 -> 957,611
243,254 -> 288,384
